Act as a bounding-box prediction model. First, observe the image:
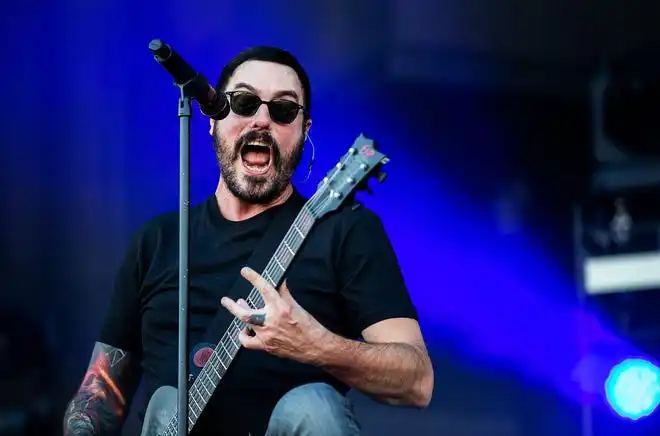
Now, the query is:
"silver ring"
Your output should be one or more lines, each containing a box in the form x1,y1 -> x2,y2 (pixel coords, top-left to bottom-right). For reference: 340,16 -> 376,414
247,313 -> 266,326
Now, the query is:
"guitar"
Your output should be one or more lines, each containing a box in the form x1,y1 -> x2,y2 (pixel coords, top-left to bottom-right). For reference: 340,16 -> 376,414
140,133 -> 389,436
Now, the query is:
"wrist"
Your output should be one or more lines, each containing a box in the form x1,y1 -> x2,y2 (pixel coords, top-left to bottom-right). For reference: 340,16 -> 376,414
64,411 -> 96,436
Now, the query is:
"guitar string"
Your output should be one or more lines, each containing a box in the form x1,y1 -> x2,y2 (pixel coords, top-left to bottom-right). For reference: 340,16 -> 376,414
163,193 -> 328,435
161,191 -> 332,435
162,148 -> 371,435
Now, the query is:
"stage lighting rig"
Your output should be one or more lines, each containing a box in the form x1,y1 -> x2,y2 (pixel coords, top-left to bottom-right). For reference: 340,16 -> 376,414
578,190 -> 660,298
577,51 -> 660,310
572,52 -> 660,436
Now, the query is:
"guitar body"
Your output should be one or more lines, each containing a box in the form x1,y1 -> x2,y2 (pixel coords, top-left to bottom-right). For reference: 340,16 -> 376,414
141,386 -> 178,436
141,386 -> 253,436
138,135 -> 389,435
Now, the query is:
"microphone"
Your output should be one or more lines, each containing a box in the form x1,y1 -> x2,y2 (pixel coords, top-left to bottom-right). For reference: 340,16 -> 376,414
148,39 -> 230,120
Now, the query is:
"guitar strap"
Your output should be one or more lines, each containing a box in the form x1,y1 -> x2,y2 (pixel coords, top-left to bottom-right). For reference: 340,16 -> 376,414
189,192 -> 305,378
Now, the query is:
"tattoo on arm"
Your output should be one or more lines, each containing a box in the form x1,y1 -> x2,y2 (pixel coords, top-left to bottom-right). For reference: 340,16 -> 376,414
63,342 -> 141,435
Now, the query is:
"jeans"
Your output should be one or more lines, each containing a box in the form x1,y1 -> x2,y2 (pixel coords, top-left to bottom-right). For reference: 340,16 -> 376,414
264,383 -> 361,436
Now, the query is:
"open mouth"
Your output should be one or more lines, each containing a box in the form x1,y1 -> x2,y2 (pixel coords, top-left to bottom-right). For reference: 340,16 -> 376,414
240,140 -> 273,175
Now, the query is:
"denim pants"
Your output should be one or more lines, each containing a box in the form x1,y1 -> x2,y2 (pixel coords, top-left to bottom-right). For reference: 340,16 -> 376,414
264,383 -> 361,436
140,383 -> 361,436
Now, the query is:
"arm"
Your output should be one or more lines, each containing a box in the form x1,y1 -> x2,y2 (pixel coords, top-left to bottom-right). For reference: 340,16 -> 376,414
325,207 -> 433,407
64,223 -> 151,435
63,341 -> 141,436
316,318 -> 433,408
224,208 -> 434,406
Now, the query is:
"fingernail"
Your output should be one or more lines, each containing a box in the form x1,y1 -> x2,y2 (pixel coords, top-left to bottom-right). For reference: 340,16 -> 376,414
241,266 -> 252,274
220,297 -> 228,306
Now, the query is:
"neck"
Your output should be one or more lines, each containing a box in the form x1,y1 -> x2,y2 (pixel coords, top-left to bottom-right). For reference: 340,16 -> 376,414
215,177 -> 293,222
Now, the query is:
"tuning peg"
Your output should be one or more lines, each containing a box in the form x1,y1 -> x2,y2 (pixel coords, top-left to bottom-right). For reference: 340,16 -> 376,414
377,171 -> 388,184
365,186 -> 374,195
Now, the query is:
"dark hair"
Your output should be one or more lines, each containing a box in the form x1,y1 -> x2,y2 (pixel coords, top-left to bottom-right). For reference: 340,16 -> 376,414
215,46 -> 312,116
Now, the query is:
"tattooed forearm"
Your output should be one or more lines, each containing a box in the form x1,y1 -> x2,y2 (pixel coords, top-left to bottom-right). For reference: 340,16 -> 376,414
63,342 -> 141,436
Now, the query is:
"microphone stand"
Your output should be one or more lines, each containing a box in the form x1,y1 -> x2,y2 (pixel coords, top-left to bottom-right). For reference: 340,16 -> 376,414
149,39 -> 229,436
176,83 -> 192,436
149,38 -> 229,434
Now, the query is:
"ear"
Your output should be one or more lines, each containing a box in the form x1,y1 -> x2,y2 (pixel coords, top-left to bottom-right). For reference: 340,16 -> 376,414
304,118 -> 312,138
209,119 -> 215,136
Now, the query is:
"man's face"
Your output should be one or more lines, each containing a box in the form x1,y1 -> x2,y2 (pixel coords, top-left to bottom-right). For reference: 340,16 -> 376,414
211,60 -> 310,204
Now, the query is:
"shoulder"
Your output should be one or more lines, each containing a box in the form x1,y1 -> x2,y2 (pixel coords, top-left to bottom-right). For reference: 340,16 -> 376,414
320,200 -> 387,237
314,200 -> 393,256
128,196 -> 211,252
130,210 -> 176,251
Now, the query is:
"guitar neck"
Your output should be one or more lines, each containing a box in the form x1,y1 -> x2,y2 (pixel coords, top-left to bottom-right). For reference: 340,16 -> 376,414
156,134 -> 388,436
183,199 -> 320,429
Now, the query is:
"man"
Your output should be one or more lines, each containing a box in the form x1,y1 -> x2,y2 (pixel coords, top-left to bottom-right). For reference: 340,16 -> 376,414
63,46 -> 433,436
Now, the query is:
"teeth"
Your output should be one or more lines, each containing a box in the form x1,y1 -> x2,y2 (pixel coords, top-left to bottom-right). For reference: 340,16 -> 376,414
247,141 -> 270,149
244,162 -> 269,173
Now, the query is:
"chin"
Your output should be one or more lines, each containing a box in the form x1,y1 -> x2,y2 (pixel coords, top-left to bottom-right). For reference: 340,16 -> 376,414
232,174 -> 279,204
222,158 -> 290,205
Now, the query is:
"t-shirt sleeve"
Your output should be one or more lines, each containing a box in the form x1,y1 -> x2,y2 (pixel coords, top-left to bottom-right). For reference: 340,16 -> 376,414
98,225 -> 150,354
336,206 -> 418,337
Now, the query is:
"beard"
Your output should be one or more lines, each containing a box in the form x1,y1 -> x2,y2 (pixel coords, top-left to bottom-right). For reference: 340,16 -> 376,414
213,126 -> 304,205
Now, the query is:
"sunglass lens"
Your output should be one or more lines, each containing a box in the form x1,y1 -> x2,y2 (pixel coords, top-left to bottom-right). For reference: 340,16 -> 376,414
230,92 -> 261,117
269,101 -> 300,124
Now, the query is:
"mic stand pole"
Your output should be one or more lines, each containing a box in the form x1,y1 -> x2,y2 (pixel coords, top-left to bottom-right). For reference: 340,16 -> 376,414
176,83 -> 192,436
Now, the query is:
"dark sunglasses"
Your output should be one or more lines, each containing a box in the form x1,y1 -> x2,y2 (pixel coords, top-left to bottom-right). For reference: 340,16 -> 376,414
225,91 -> 306,125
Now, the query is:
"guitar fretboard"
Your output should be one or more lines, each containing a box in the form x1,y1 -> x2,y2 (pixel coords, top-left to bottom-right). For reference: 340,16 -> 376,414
161,196 -> 324,435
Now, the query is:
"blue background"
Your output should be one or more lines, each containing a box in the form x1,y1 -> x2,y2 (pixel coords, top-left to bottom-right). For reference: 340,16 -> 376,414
2,1 -> 660,435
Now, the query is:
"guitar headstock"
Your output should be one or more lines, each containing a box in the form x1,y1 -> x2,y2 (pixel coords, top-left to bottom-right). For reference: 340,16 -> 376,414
311,133 -> 389,218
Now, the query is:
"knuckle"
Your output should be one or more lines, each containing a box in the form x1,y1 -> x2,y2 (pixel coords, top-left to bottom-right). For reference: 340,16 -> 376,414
263,339 -> 276,353
280,303 -> 292,315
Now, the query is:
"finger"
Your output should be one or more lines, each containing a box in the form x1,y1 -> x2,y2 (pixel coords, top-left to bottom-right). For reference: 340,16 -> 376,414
220,297 -> 253,321
278,280 -> 294,301
238,327 -> 265,350
241,267 -> 280,305
237,298 -> 251,310
246,312 -> 267,327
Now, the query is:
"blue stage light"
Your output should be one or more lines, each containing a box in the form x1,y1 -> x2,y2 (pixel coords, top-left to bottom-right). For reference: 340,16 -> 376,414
605,358 -> 660,420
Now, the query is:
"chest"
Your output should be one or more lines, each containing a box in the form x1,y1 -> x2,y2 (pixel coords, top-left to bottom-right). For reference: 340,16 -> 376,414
138,225 -> 344,336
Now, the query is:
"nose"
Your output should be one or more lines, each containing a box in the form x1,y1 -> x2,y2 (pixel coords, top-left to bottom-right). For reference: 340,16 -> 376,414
250,102 -> 271,128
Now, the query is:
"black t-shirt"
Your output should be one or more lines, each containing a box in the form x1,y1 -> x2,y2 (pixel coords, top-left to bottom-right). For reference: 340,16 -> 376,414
99,189 -> 417,436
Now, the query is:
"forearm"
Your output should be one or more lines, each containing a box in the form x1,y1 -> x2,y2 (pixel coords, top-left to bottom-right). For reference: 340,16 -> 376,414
62,342 -> 139,436
63,390 -> 125,436
63,392 -> 123,436
314,333 -> 433,407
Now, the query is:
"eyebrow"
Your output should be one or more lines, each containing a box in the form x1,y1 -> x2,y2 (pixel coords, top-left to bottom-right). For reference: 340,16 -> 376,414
232,82 -> 300,102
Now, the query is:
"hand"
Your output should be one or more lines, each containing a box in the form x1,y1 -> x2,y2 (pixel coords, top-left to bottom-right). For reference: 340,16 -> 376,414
220,267 -> 329,364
